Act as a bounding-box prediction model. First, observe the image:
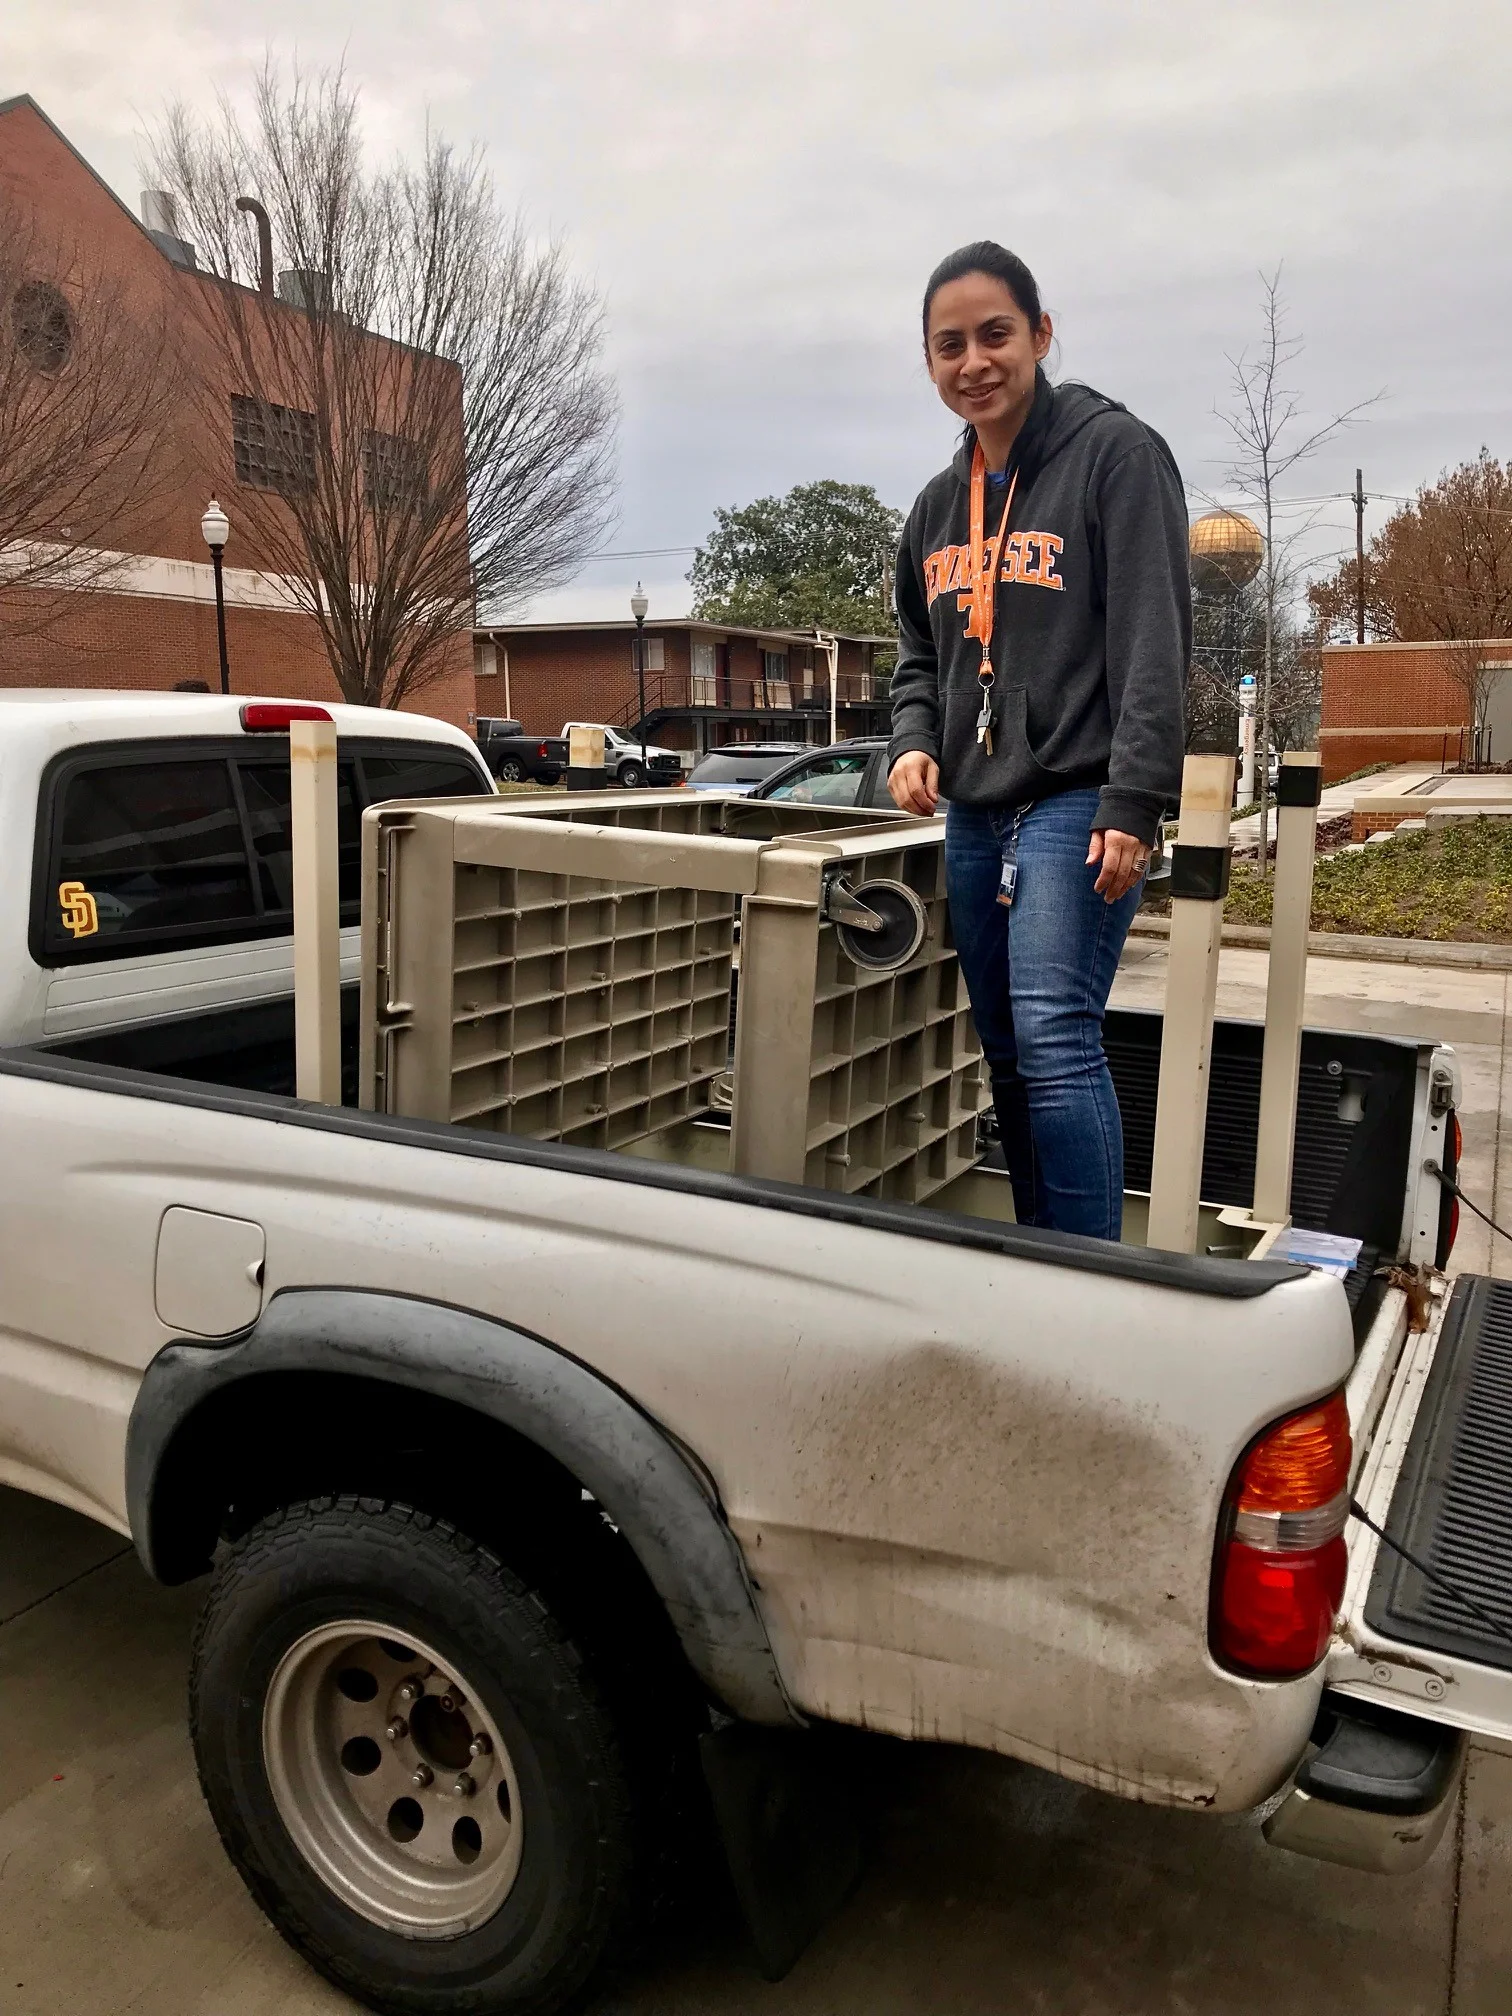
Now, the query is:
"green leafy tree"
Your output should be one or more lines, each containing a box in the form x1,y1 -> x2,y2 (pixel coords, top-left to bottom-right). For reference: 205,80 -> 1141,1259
688,479 -> 901,638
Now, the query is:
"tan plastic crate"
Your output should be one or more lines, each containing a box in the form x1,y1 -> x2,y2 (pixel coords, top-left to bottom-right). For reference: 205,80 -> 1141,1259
729,820 -> 984,1202
359,790 -> 985,1199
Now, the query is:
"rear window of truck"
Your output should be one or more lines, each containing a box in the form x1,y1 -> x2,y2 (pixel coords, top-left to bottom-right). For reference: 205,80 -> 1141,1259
34,737 -> 489,964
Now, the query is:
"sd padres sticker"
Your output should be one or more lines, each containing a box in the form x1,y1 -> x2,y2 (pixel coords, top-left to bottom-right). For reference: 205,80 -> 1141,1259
58,881 -> 99,938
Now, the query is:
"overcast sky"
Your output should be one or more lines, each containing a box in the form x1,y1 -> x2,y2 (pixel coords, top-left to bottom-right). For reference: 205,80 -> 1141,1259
5,0 -> 1508,622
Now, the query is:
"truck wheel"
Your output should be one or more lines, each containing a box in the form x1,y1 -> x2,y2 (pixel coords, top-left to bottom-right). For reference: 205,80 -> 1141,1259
190,1498 -> 635,2015
616,762 -> 645,789
495,757 -> 524,784
539,769 -> 562,787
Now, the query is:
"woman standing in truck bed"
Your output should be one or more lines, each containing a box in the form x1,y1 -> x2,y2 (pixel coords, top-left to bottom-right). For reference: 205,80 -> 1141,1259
888,242 -> 1189,1240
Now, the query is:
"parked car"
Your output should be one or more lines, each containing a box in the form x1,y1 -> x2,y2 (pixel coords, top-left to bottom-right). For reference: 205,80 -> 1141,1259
561,721 -> 684,788
752,742 -> 1172,894
685,741 -> 810,794
476,716 -> 567,785
752,737 -> 892,809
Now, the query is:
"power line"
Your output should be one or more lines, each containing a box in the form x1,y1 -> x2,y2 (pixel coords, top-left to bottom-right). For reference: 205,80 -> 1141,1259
575,542 -> 700,564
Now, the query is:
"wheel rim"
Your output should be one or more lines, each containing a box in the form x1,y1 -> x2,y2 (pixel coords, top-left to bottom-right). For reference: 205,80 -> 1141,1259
263,1620 -> 524,1938
499,761 -> 522,782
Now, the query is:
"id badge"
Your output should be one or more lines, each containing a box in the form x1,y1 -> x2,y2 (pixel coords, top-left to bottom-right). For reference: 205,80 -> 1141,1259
996,860 -> 1018,909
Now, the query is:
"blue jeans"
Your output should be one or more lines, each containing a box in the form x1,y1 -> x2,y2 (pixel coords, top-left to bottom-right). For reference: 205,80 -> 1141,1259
945,789 -> 1142,1240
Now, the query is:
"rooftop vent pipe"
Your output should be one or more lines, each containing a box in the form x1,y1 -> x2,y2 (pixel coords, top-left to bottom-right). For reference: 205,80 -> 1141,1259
235,196 -> 274,298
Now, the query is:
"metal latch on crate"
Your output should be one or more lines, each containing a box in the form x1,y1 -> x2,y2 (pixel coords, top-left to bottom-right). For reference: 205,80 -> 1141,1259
821,872 -> 928,971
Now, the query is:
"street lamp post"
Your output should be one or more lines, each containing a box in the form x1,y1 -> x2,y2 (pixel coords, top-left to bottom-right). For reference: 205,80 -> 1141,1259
630,582 -> 649,778
201,498 -> 231,696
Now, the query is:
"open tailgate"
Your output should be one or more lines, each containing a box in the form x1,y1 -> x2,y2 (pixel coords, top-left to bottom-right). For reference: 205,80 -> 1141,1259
1334,1271 -> 1512,1742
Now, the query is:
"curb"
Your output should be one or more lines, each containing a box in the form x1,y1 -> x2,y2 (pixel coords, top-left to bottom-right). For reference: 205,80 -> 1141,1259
1126,915 -> 1512,972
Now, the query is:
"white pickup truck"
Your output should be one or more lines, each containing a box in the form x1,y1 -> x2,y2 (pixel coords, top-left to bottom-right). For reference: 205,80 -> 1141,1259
0,691 -> 1503,2015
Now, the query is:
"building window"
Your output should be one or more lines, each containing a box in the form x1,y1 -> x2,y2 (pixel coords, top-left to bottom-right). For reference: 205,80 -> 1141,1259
691,639 -> 717,707
232,394 -> 317,494
631,635 -> 665,673
364,429 -> 428,512
12,280 -> 72,373
761,648 -> 791,710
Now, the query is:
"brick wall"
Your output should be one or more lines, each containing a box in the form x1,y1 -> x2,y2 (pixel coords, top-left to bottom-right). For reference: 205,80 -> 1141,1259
1320,641 -> 1477,783
0,99 -> 475,732
1350,808 -> 1428,841
0,584 -> 475,729
489,629 -> 647,732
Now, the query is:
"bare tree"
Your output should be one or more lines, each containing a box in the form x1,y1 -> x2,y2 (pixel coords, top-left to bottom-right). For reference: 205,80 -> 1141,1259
1267,622 -> 1323,758
0,196 -> 182,639
147,66 -> 618,708
1215,269 -> 1376,876
1187,573 -> 1320,782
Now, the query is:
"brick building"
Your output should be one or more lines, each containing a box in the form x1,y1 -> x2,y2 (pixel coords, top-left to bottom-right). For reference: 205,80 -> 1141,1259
476,619 -> 895,756
0,96 -> 473,728
1320,639 -> 1512,783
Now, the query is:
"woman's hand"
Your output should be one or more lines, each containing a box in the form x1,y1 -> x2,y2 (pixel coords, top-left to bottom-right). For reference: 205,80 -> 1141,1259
1087,827 -> 1149,904
888,751 -> 940,816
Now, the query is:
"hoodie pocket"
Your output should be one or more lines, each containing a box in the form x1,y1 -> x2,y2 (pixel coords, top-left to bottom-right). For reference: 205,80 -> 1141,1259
997,686 -> 1066,791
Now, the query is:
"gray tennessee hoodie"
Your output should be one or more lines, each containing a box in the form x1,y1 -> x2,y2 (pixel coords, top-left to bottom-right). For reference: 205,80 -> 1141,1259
888,373 -> 1190,847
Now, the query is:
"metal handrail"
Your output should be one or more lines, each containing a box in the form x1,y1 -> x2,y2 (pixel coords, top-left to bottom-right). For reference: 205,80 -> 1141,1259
609,671 -> 892,734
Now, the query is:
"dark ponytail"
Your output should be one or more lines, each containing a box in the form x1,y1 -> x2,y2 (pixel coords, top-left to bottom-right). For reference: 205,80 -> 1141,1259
922,242 -> 1044,342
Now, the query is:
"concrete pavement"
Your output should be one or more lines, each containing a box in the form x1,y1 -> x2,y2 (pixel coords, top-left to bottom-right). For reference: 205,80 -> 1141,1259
2,1479 -> 1506,2015
1227,763 -> 1434,850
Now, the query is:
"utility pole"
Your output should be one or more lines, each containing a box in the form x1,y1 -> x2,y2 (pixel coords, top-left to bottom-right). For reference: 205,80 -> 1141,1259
1354,469 -> 1366,645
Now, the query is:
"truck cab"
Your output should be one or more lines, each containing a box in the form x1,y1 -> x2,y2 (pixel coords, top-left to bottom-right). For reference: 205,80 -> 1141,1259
1,690 -> 492,1062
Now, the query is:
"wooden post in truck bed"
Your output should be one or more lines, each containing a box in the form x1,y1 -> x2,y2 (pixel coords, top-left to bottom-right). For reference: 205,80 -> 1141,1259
1252,752 -> 1323,1224
1147,754 -> 1236,1253
291,717 -> 343,1104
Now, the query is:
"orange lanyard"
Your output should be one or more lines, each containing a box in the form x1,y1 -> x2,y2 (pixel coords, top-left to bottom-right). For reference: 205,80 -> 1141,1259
968,441 -> 1018,684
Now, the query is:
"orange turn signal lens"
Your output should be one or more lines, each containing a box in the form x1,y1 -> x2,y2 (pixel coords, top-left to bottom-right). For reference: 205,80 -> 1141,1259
1212,1391 -> 1354,1679
1236,1392 -> 1351,1514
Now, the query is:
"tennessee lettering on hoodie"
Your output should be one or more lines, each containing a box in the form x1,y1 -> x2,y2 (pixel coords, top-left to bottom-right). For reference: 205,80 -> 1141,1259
888,367 -> 1191,848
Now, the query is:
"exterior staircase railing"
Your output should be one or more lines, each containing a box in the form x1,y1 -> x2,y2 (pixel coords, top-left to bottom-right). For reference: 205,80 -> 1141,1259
608,670 -> 892,736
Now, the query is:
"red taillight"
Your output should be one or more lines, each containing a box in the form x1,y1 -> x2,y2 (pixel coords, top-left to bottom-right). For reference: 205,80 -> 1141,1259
240,702 -> 334,732
1212,1392 -> 1352,1679
538,741 -> 549,758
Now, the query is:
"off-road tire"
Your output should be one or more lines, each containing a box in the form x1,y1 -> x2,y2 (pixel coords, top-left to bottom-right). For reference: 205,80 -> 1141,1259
189,1496 -> 636,2016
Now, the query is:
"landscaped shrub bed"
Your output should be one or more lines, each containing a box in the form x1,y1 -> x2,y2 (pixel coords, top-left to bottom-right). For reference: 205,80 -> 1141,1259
1147,816 -> 1512,942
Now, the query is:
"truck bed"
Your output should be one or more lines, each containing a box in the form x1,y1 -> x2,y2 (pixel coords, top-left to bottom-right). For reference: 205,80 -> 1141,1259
0,1033 -> 1352,1814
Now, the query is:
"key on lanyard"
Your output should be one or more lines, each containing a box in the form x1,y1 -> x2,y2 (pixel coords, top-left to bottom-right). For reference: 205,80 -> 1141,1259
976,670 -> 994,755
